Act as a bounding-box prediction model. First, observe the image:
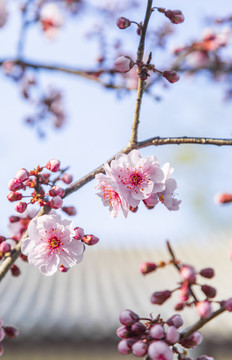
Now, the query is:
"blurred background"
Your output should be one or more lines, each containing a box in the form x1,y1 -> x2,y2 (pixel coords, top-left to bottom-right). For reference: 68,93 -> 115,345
0,0 -> 232,359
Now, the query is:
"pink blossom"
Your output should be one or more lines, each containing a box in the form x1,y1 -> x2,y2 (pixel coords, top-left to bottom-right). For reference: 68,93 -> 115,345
21,213 -> 84,276
74,227 -> 84,240
165,10 -> 185,24
145,163 -> 181,211
49,185 -> 65,197
163,70 -> 180,84
180,264 -> 196,283
116,17 -> 131,29
40,4 -> 63,39
8,178 -> 24,192
165,326 -> 180,344
15,201 -> 27,213
148,341 -> 173,360
16,168 -> 29,182
61,173 -> 73,184
46,158 -> 60,172
114,56 -> 135,73
48,195 -> 63,209
0,0 -> 7,28
105,150 -> 165,208
95,172 -> 130,218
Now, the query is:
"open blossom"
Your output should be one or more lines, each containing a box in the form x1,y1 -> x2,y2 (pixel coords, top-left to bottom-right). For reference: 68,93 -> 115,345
21,213 -> 84,276
40,4 -> 63,39
95,173 -> 129,218
105,150 -> 165,208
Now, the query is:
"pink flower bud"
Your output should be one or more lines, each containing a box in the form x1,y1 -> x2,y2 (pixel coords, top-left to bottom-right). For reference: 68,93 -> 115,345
201,285 -> 216,298
165,326 -> 180,344
180,331 -> 202,349
116,17 -> 131,29
0,236 -> 6,244
0,241 -> 11,253
8,178 -> 24,192
199,268 -> 215,279
48,195 -> 63,209
62,206 -> 77,216
46,158 -> 60,172
163,70 -> 180,84
225,298 -> 232,311
180,265 -> 196,283
165,10 -> 185,24
114,56 -> 134,73
118,339 -> 136,355
119,310 -> 139,326
178,283 -> 190,302
15,201 -> 27,213
131,321 -> 146,335
149,324 -> 165,339
73,227 -> 84,240
10,264 -> 21,277
16,168 -> 29,182
132,340 -> 148,357
150,290 -> 171,305
49,185 -> 65,197
3,326 -> 19,339
59,265 -> 69,272
196,301 -> 212,319
139,262 -> 157,275
166,314 -> 183,328
116,326 -> 132,339
9,216 -> 20,223
7,192 -> 23,202
82,234 -> 99,246
214,192 -> 232,204
61,173 -> 73,184
148,341 -> 173,360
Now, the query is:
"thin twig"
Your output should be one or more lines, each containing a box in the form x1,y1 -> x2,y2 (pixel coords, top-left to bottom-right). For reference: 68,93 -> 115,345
137,136 -> 232,147
130,0 -> 153,145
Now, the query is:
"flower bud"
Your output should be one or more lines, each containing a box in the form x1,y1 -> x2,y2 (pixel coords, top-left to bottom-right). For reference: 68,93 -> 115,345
199,268 -> 215,279
163,70 -> 180,84
201,285 -> 216,298
48,185 -> 65,197
82,234 -> 99,246
59,265 -> 69,272
165,326 -> 180,344
48,195 -> 63,209
180,331 -> 202,349
116,326 -> 132,339
116,17 -> 131,29
166,314 -> 183,328
139,262 -> 157,275
10,264 -> 21,277
150,290 -> 171,305
196,301 -> 212,319
165,10 -> 185,24
3,326 -> 19,339
119,309 -> 139,326
131,321 -> 146,335
62,206 -> 77,216
46,158 -> 60,172
178,283 -> 190,302
73,227 -> 84,240
132,340 -> 148,357
225,298 -> 232,311
0,236 -> 6,244
148,341 -> 173,360
0,241 -> 11,253
16,168 -> 29,182
8,178 -> 24,192
15,201 -> 27,213
114,56 -> 135,73
118,338 -> 136,355
9,216 -> 20,223
7,192 -> 23,202
180,265 -> 196,283
61,173 -> 73,184
149,324 -> 164,339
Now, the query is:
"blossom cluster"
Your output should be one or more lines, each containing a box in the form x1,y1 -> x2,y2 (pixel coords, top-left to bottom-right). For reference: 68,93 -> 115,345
117,310 -> 212,360
95,150 -> 181,218
7,159 -> 74,214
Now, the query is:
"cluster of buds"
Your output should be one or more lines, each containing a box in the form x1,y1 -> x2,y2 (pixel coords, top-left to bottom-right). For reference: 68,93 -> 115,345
144,256 -> 217,319
156,8 -> 185,24
114,55 -> 180,83
117,310 -> 213,360
0,318 -> 19,356
7,159 -> 74,215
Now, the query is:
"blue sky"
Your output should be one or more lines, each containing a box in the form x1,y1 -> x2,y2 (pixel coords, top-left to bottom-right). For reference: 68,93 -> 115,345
0,0 -> 232,249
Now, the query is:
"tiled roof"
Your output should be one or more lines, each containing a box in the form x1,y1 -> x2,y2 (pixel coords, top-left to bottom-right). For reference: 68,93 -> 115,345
0,238 -> 231,341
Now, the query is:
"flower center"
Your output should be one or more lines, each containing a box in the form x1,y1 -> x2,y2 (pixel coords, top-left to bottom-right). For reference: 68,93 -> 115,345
49,236 -> 60,249
130,173 -> 143,185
